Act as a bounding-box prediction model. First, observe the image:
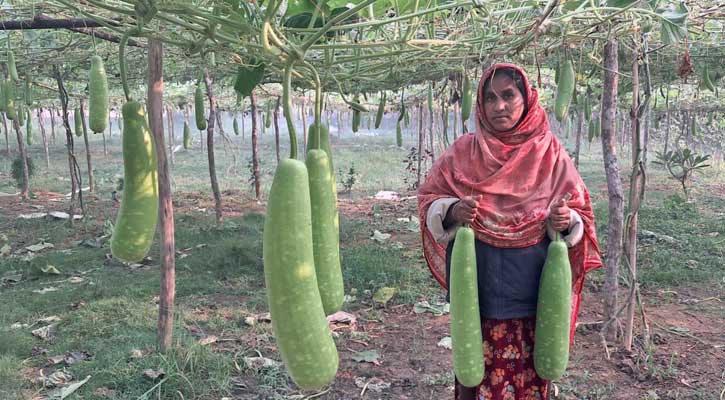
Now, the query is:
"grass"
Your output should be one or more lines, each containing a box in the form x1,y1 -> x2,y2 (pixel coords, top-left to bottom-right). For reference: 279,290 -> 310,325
1,124 -> 723,398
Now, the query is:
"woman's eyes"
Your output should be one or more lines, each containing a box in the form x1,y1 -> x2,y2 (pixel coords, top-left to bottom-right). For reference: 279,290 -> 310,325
485,93 -> 515,102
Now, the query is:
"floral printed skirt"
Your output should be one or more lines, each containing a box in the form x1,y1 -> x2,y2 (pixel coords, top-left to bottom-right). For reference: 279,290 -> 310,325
454,317 -> 549,400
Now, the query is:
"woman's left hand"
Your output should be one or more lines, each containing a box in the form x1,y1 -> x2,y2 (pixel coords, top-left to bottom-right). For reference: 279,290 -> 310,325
549,198 -> 571,232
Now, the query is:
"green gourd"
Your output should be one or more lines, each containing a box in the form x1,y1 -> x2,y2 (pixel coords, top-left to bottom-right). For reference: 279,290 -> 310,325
183,121 -> 191,149
5,80 -> 16,120
24,75 -> 32,106
450,226 -> 484,388
7,50 -> 18,82
427,83 -> 433,115
89,55 -> 109,133
404,107 -> 410,127
461,76 -> 472,122
233,117 -> 240,136
555,59 -> 575,122
265,104 -> 272,128
583,91 -> 591,122
263,159 -> 339,390
306,149 -> 343,315
352,95 -> 361,133
74,108 -> 83,137
691,116 -> 699,138
375,91 -> 386,129
396,120 -> 403,147
0,75 -> 6,113
195,85 -> 207,130
110,101 -> 159,263
533,236 -> 572,380
17,103 -> 24,126
25,109 -> 32,146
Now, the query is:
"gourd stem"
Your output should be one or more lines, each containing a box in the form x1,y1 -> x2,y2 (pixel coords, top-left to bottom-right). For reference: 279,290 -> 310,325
282,60 -> 297,159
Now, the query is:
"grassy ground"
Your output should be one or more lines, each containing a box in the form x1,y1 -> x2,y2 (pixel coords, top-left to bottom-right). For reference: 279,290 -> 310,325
0,125 -> 723,399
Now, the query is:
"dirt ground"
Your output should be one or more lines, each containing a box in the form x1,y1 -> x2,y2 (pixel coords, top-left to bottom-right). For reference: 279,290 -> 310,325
1,190 -> 723,400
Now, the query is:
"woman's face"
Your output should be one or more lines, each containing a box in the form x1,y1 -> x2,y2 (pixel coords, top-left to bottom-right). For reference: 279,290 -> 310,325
482,74 -> 526,132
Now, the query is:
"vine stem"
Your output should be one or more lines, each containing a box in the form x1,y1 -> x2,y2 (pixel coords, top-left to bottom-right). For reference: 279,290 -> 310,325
282,60 -> 298,159
302,61 -> 322,147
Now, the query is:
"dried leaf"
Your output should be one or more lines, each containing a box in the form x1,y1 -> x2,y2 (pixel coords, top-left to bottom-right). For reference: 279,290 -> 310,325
370,230 -> 391,243
64,351 -> 92,365
46,375 -> 91,399
33,287 -> 59,294
198,335 -> 218,346
37,316 -> 61,324
40,265 -> 61,275
32,324 -> 57,341
413,301 -> 450,316
26,242 -> 55,252
354,376 -> 391,392
142,368 -> 165,381
437,336 -> 452,350
0,243 -> 11,257
67,277 -> 84,284
243,357 -> 280,370
18,212 -> 48,219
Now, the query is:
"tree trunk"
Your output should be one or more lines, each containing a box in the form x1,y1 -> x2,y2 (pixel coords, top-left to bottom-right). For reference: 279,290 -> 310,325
624,44 -> 649,351
147,39 -> 176,352
80,99 -> 94,193
664,88 -> 670,154
37,108 -> 50,169
574,108 -> 584,169
250,91 -> 262,199
600,39 -> 625,343
453,102 -> 459,140
429,100 -> 435,162
49,108 -> 56,144
54,66 -> 83,218
273,96 -> 281,163
203,69 -> 223,226
12,118 -> 29,200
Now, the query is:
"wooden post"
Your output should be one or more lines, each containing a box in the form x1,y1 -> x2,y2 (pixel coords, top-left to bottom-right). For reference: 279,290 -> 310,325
37,108 -> 50,169
79,99 -> 94,193
250,91 -> 262,200
148,39 -> 176,352
50,108 -> 56,144
203,69 -> 223,226
600,39 -> 625,343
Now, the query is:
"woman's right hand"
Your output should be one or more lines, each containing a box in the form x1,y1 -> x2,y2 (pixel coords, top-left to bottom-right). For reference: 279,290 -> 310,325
451,195 -> 481,224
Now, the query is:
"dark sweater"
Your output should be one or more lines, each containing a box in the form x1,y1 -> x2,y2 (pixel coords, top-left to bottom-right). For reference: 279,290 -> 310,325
445,236 -> 550,320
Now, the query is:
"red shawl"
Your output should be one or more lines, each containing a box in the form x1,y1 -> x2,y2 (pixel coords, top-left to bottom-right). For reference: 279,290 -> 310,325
417,63 -> 602,340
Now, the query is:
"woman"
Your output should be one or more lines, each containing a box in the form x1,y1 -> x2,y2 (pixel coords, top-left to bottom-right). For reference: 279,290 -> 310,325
418,63 -> 602,400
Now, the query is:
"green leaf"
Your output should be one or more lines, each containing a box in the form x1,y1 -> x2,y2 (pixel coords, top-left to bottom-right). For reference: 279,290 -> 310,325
658,3 -> 688,45
351,349 -> 380,364
233,61 -> 265,98
562,0 -> 588,12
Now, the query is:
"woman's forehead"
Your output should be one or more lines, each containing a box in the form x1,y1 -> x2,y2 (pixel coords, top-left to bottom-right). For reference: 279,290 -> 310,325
484,74 -> 518,93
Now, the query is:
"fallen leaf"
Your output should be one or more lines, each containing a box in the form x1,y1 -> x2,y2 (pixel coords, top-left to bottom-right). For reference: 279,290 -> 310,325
372,287 -> 397,305
354,376 -> 391,392
243,357 -> 280,370
37,316 -> 62,324
413,301 -> 450,316
64,351 -> 92,365
45,370 -> 73,387
32,324 -> 57,341
142,368 -> 165,381
437,336 -> 452,350
0,244 -> 11,257
243,316 -> 256,326
33,287 -> 59,294
47,355 -> 66,366
40,265 -> 61,275
93,387 -> 117,398
371,230 -> 391,243
256,312 -> 271,323
669,325 -> 690,333
10,322 -> 28,329
26,242 -> 55,252
18,212 -> 48,219
45,375 -> 91,399
198,335 -> 218,346
351,349 -> 381,365
32,347 -> 50,356
67,277 -> 84,284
